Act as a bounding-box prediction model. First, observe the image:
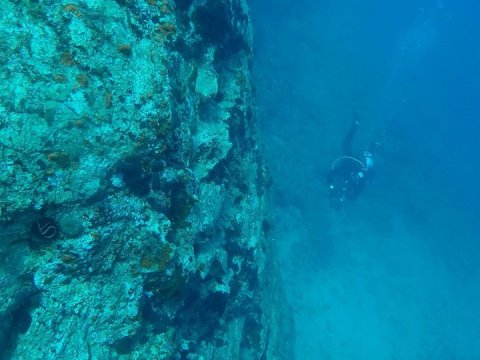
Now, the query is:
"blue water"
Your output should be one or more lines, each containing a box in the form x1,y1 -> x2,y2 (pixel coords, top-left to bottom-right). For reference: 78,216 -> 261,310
252,1 -> 480,359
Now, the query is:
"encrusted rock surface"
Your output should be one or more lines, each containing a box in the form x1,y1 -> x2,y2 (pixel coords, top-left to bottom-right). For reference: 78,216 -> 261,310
0,0 -> 293,359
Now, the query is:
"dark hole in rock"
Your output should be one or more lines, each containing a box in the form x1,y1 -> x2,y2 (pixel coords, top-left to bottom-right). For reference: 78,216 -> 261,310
166,182 -> 195,228
11,307 -> 32,334
115,158 -> 152,196
203,292 -> 228,319
113,335 -> 136,355
193,0 -> 230,44
175,0 -> 193,11
0,285 -> 39,358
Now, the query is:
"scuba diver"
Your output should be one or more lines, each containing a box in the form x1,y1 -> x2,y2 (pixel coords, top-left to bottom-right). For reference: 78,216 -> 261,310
327,113 -> 380,209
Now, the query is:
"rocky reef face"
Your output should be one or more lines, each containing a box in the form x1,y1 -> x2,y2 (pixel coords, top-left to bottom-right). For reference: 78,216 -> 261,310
0,0 -> 292,359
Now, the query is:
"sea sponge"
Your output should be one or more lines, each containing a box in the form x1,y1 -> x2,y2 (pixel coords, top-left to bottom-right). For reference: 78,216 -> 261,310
59,214 -> 84,238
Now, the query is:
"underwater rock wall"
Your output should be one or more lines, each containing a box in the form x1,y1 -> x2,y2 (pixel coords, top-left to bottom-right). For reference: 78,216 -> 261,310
0,0 -> 292,359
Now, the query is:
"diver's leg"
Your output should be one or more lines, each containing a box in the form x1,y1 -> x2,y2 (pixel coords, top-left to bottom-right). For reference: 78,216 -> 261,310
342,112 -> 360,155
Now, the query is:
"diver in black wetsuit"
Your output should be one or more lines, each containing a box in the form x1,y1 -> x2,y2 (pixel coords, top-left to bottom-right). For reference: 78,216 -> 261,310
327,114 -> 379,209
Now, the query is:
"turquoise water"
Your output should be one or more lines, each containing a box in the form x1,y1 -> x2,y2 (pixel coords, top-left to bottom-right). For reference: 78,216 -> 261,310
252,1 -> 480,359
2,1 -> 479,358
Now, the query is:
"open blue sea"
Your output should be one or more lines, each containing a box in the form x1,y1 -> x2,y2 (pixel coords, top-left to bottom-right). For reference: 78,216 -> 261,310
252,1 -> 480,359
